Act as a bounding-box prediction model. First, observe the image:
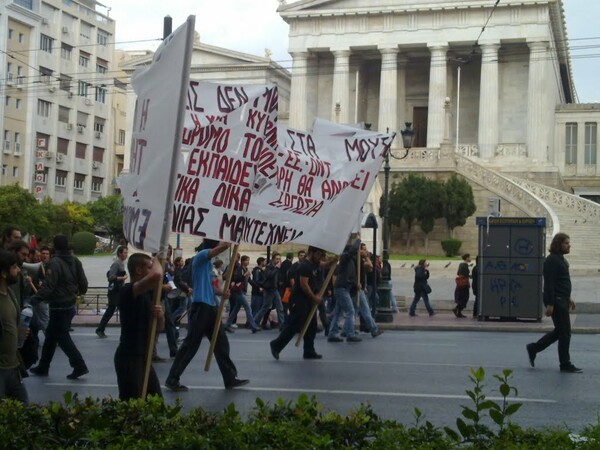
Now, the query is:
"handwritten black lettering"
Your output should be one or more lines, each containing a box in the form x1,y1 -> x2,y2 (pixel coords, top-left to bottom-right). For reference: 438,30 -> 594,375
123,206 -> 151,250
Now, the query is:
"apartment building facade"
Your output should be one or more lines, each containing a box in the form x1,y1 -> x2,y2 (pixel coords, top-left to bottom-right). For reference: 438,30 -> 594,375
0,0 -> 116,202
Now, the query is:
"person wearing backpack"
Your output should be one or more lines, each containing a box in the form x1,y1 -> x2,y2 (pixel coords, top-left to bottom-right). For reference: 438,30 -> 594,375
96,246 -> 128,338
29,235 -> 89,380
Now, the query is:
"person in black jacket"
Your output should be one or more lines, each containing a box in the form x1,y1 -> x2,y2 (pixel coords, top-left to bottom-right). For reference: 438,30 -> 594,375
249,257 -> 266,316
270,246 -> 337,360
29,235 -> 89,379
114,253 -> 164,400
526,233 -> 582,373
253,253 -> 284,328
409,259 -> 434,317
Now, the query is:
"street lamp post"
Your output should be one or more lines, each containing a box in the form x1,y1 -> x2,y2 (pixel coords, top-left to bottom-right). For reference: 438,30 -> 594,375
376,122 -> 414,322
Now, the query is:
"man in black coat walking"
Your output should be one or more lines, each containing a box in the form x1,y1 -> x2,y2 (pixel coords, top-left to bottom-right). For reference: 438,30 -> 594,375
526,233 -> 582,373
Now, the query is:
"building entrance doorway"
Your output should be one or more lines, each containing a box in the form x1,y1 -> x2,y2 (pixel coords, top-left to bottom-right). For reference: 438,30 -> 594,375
412,107 -> 428,148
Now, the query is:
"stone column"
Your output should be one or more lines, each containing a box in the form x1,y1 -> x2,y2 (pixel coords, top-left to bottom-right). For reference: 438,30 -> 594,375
478,42 -> 500,159
331,50 -> 351,124
289,51 -> 309,131
427,44 -> 448,148
397,56 -> 407,130
527,41 -> 548,161
378,47 -> 398,132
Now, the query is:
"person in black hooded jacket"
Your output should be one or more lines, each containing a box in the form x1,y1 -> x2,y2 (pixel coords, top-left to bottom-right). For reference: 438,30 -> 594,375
29,235 -> 89,380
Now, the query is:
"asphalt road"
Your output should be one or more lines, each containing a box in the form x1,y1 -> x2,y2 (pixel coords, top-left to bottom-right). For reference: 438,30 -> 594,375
25,327 -> 600,432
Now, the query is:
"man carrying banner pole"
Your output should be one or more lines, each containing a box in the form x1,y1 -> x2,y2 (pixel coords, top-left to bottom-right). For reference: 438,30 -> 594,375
166,239 -> 249,391
270,246 -> 337,360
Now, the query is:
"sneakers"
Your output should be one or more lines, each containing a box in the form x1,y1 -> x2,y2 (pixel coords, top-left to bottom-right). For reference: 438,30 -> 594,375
165,378 -> 189,392
225,378 -> 249,389
230,324 -> 238,329
327,336 -> 344,343
560,365 -> 583,373
225,325 -> 235,333
303,353 -> 323,360
66,367 -> 89,380
29,366 -> 49,376
408,313 -> 417,317
526,343 -> 536,367
95,329 -> 107,338
346,336 -> 362,343
269,341 -> 280,360
371,329 -> 384,338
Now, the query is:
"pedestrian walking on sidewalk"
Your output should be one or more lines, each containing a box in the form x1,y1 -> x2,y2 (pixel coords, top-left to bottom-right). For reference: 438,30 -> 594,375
409,260 -> 434,317
453,254 -> 471,318
526,233 -> 582,373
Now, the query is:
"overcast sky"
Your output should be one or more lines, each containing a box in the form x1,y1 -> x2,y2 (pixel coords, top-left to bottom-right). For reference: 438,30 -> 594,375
107,0 -> 600,103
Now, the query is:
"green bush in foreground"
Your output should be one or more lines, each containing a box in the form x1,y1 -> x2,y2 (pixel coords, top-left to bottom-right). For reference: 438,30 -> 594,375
0,369 -> 596,449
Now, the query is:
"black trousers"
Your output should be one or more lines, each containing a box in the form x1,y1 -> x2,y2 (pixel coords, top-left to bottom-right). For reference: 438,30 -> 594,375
531,302 -> 572,367
167,302 -> 237,386
114,347 -> 162,400
97,291 -> 119,332
271,298 -> 317,356
38,308 -> 86,371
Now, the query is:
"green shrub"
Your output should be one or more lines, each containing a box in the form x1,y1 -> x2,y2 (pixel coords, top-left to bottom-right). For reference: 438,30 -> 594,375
441,238 -> 462,257
71,231 -> 97,255
0,374 -> 597,449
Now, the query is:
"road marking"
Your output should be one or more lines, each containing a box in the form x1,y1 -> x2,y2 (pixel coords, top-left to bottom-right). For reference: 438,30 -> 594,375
44,383 -> 554,404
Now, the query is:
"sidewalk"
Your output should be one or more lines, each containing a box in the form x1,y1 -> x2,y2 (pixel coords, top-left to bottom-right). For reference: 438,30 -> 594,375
76,255 -> 600,334
71,308 -> 600,334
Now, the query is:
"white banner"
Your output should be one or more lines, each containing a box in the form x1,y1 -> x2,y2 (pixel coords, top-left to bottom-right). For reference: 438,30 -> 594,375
174,81 -> 394,254
119,17 -> 195,252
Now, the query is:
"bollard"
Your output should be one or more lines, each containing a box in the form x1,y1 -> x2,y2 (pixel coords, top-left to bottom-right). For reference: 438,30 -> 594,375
376,278 -> 394,323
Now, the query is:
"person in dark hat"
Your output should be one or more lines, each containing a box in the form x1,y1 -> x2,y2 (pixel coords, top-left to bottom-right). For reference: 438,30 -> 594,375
270,246 -> 337,360
165,239 -> 249,391
29,235 -> 89,379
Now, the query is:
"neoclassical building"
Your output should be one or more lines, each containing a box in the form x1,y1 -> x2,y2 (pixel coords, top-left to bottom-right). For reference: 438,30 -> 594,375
278,0 -> 600,266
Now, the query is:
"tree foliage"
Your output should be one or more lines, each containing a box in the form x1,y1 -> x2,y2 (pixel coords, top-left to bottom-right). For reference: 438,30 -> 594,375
87,195 -> 124,243
388,174 -> 426,247
0,184 -> 47,236
443,174 -> 477,236
0,185 -> 96,242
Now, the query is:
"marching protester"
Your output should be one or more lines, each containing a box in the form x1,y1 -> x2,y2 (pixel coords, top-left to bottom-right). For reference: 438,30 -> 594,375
29,235 -> 89,380
327,239 -> 362,343
526,233 -> 582,373
114,253 -> 164,400
224,255 -> 259,333
171,256 -> 192,324
249,257 -> 266,317
96,245 -> 128,338
1,225 -> 22,250
165,239 -> 249,392
409,259 -> 435,317
270,246 -> 337,360
0,249 -> 29,403
357,245 -> 384,337
253,252 -> 284,329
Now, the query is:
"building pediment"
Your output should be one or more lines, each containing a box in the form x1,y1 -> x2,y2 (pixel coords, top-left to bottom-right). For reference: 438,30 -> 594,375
119,42 -> 289,76
279,0 -> 495,16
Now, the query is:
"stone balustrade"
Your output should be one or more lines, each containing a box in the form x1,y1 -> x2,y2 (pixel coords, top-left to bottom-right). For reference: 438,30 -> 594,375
507,176 -> 600,224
